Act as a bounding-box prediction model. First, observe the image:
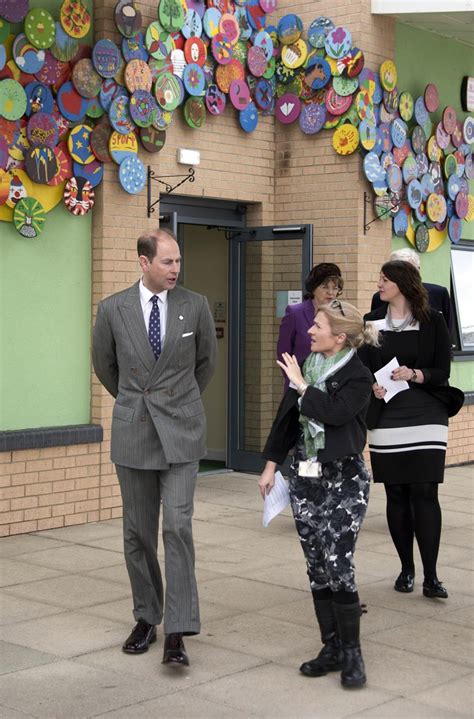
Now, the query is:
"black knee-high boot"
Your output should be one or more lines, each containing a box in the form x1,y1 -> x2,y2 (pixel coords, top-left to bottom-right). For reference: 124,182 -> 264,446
333,602 -> 366,688
300,599 -> 343,677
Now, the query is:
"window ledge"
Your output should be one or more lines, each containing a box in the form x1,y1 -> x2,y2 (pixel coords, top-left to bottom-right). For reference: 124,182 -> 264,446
0,424 -> 103,453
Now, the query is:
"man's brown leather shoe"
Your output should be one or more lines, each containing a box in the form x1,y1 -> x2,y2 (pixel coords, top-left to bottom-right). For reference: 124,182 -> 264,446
162,633 -> 189,666
122,620 -> 156,654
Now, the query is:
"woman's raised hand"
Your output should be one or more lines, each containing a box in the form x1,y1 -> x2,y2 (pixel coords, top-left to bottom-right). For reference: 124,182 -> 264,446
276,353 -> 304,387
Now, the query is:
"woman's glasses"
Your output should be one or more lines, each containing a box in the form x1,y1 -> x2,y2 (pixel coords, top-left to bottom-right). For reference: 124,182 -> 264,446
330,299 -> 345,316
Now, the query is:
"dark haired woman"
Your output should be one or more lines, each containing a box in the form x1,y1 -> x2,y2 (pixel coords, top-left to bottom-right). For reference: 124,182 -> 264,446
359,260 -> 452,599
260,301 -> 379,689
277,263 -> 343,389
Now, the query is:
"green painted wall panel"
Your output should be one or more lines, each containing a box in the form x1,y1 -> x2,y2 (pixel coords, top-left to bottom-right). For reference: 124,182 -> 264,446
1,0 -> 93,430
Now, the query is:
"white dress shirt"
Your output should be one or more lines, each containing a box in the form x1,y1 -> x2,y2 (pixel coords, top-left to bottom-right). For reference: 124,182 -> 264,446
139,279 -> 168,346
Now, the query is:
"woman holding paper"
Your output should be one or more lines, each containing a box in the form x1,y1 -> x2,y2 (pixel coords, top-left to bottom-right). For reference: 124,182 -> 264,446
259,300 -> 378,689
359,260 -> 452,600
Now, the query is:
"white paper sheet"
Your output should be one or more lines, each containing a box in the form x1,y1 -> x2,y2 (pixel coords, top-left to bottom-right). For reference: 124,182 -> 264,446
263,471 -> 290,528
374,357 -> 410,403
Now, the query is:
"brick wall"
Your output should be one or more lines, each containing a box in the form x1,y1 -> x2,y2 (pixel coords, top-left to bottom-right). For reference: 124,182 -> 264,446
1,0 -> 472,536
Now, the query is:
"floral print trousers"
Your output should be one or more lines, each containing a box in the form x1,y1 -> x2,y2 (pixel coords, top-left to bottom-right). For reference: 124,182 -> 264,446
289,453 -> 370,594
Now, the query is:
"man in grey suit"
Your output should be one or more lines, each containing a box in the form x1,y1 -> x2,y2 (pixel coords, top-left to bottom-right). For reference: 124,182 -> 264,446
92,229 -> 217,666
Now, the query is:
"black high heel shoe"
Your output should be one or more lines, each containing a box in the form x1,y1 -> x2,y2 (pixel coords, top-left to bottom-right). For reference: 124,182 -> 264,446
423,578 -> 448,599
394,571 -> 415,593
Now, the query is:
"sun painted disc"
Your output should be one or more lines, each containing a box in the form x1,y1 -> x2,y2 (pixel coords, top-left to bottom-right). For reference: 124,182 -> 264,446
14,197 -> 46,237
25,144 -> 59,184
48,141 -> 73,184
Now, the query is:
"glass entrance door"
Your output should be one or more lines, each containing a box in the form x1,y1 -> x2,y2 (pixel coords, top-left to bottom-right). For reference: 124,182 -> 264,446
228,225 -> 313,472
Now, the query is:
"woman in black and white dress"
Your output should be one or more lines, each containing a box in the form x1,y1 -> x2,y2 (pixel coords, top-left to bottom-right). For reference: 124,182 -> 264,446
359,260 -> 452,599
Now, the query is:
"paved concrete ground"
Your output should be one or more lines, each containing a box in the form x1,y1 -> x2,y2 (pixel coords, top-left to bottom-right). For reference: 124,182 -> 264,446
1,465 -> 473,718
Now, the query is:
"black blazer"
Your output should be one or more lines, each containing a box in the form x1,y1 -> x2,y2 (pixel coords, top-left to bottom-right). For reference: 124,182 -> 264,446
262,354 -> 373,465
371,282 -> 453,331
358,307 -> 452,429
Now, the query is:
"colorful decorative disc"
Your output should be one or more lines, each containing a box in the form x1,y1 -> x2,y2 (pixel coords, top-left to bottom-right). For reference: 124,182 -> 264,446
308,16 -> 334,49
299,103 -> 326,135
253,30 -> 273,61
27,112 -> 58,147
205,83 -> 226,114
448,216 -> 462,244
463,117 -> 474,145
427,136 -> 442,163
393,208 -> 408,237
184,37 -> 207,66
451,121 -> 464,149
402,155 -> 418,184
229,79 -> 250,110
304,56 -> 331,91
73,159 -> 104,187
239,101 -> 258,132
72,59 -> 102,98
146,22 -> 175,60
254,78 -> 273,112
411,125 -> 426,155
247,46 -> 267,77
281,39 -> 307,69
90,122 -> 113,162
391,118 -> 407,149
333,124 -> 359,155
154,72 -> 183,111
24,9 -> 56,50
455,191 -> 468,219
424,83 -> 439,113
363,152 -> 384,182
0,0 -> 29,23
387,163 -> 402,192
415,223 -> 429,252
12,34 -> 46,75
442,106 -> 457,135
129,89 -> 158,127
379,60 -> 397,91
325,26 -> 352,59
275,93 -> 300,124
140,126 -> 166,153
159,0 -> 186,33
398,91 -> 413,122
60,0 -> 91,40
183,63 -> 206,95
109,94 -> 135,134
92,39 -> 121,79
420,173 -> 435,198
326,87 -> 352,116
119,154 -> 145,193
50,21 -> 79,62
413,95 -> 428,127
182,9 -> 203,40
115,0 -> 142,38
444,153 -> 458,179
49,141 -> 73,184
121,32 -> 148,63
332,75 -> 358,97
68,124 -> 94,164
25,144 -> 59,184
64,176 -> 95,215
277,14 -> 303,45
426,192 -> 447,223
125,59 -> 153,92
14,197 -> 46,237
203,8 -> 221,38
0,79 -> 27,120
184,96 -> 206,128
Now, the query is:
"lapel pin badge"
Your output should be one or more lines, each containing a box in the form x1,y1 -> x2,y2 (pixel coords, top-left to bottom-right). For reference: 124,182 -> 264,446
179,315 -> 184,320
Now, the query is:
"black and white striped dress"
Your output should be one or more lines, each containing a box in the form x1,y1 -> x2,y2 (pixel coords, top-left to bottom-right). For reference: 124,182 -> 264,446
368,321 -> 448,485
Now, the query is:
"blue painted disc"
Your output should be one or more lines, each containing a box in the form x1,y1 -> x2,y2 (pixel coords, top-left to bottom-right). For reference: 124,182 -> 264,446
239,101 -> 258,132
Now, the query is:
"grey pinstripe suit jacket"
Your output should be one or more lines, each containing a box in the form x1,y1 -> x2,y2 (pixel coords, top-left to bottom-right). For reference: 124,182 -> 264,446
92,281 -> 217,469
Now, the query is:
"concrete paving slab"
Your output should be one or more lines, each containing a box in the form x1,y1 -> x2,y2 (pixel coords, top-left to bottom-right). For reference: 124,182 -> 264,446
436,604 -> 474,627
73,639 -> 266,691
0,591 -> 66,626
0,706 -> 36,719
441,525 -> 474,548
195,543 -> 286,578
0,659 -> 167,719
33,519 -> 123,543
0,535 -> 68,558
198,574 -> 305,613
0,640 -> 57,675
93,691 -> 252,719
0,557 -> 62,588
2,573 -> 129,609
190,662 -> 393,719
14,544 -> 123,573
368,617 -> 474,667
82,563 -> 131,586
348,696 -> 471,718
0,611 -> 129,658
411,673 -> 474,715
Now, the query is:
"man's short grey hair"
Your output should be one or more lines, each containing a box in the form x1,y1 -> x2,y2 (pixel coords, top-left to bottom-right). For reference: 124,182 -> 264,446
389,248 -> 420,270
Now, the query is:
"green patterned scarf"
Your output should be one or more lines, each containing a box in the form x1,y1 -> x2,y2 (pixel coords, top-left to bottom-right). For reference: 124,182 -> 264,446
300,347 -> 353,458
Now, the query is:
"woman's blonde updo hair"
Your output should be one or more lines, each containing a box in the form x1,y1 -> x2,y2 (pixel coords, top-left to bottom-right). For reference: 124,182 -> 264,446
318,300 -> 380,348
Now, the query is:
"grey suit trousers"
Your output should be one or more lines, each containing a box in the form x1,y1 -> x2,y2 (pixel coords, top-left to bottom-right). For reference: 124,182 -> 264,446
116,462 -> 200,635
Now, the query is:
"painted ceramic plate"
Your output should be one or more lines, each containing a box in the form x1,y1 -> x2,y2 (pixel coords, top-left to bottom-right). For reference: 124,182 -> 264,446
72,58 -> 102,98
140,126 -> 166,153
74,158 -> 104,187
325,26 -> 352,59
333,124 -> 359,155
299,103 -> 326,135
424,83 -> 439,113
239,101 -> 258,132
25,144 -> 59,184
50,22 -> 79,62
12,34 -> 46,75
205,83 -> 226,114
24,8 -> 56,50
27,112 -> 58,147
68,123 -> 94,164
90,122 -> 113,162
379,60 -> 397,92
60,0 -> 91,40
415,223 -> 429,252
115,0 -> 142,38
125,59 -> 153,92
275,93 -> 300,124
64,176 -> 95,215
0,79 -> 27,120
93,39 -> 121,78
109,93 -> 136,134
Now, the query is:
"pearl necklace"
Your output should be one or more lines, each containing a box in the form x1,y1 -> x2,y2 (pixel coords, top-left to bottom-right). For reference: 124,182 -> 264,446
386,306 -> 413,332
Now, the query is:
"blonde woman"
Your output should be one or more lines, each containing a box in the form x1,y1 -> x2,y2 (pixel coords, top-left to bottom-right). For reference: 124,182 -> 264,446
259,301 -> 379,689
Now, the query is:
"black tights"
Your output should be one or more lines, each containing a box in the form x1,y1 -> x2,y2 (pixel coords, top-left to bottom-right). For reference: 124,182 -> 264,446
384,483 -> 442,581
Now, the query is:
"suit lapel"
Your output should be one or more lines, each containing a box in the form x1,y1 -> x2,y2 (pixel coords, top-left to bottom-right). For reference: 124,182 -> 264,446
119,282 -> 156,372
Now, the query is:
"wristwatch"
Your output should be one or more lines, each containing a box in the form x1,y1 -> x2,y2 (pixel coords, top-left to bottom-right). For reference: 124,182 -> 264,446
411,369 -> 417,382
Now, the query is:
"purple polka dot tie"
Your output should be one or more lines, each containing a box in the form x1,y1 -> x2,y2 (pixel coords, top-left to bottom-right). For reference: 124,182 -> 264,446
148,295 -> 161,360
